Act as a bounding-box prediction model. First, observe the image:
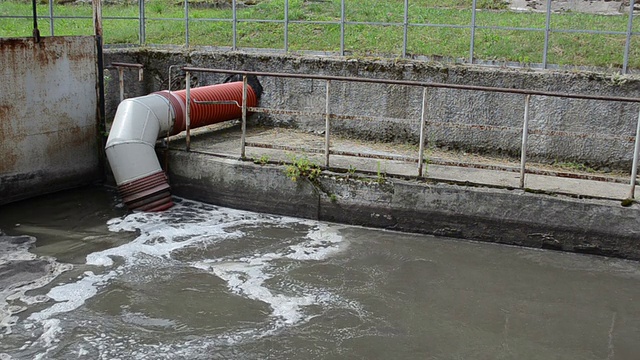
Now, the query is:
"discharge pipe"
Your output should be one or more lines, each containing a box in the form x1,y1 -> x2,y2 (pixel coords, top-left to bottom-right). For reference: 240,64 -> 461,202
106,77 -> 261,212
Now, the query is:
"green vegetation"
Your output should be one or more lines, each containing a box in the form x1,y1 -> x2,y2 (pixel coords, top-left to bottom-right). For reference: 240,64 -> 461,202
1,0 -> 638,68
285,155 -> 322,182
553,161 -> 597,173
375,161 -> 387,184
253,155 -> 270,165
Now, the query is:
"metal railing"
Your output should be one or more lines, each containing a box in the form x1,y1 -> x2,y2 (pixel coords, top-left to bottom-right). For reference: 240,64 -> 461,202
2,0 -> 638,73
176,67 -> 640,199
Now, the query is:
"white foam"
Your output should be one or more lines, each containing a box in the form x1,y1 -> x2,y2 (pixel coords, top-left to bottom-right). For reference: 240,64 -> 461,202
21,199 -> 357,354
194,222 -> 350,332
28,271 -> 113,322
0,236 -> 72,334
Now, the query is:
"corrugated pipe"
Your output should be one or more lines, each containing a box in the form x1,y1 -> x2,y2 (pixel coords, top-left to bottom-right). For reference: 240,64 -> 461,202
106,78 -> 261,212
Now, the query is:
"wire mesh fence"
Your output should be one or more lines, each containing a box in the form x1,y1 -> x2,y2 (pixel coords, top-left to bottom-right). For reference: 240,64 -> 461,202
1,0 -> 638,72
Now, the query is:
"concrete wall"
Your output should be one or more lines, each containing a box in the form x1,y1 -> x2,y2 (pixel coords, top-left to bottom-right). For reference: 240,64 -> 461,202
105,49 -> 640,170
165,151 -> 640,260
0,37 -> 101,205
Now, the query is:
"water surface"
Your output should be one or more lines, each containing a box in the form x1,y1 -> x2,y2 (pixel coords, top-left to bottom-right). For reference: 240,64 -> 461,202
0,187 -> 639,359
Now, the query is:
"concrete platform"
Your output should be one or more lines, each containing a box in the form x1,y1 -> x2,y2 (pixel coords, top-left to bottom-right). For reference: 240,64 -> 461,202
166,124 -> 633,201
159,124 -> 640,260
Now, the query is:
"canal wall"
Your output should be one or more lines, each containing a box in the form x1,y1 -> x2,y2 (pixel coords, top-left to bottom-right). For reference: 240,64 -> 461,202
164,150 -> 640,260
0,37 -> 101,205
105,48 -> 640,170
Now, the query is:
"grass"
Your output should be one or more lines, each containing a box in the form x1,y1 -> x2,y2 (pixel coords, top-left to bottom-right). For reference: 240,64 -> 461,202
1,0 -> 639,69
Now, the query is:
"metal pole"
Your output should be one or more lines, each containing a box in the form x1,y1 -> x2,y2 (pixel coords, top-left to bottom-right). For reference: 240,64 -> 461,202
118,67 -> 124,102
324,80 -> 331,167
48,0 -> 54,36
628,108 -> 640,198
284,0 -> 289,53
32,0 -> 40,42
232,0 -> 237,50
542,0 -> 551,69
185,71 -> 192,151
469,0 -> 477,64
418,87 -> 428,177
520,94 -> 531,188
241,75 -> 248,159
403,0 -> 409,58
184,0 -> 189,48
340,0 -> 345,56
92,0 -> 102,37
139,0 -> 145,45
623,0 -> 635,74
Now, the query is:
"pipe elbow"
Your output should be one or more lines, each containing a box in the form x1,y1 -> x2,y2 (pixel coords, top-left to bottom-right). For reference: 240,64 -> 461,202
105,94 -> 174,212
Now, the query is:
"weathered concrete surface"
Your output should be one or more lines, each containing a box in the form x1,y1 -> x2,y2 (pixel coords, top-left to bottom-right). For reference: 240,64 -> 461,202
105,49 -> 640,170
164,150 -> 640,260
0,37 -> 101,205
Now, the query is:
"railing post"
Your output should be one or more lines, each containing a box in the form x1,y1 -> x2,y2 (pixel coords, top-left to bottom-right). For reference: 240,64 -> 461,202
139,0 -> 145,45
48,0 -> 54,36
542,0 -> 551,69
241,75 -> 248,159
520,94 -> 531,188
340,0 -> 345,56
118,67 -> 124,102
402,0 -> 408,58
184,0 -> 189,48
232,0 -> 237,50
185,71 -> 192,151
324,80 -> 331,167
628,108 -> 640,198
469,0 -> 477,64
418,87 -> 428,177
284,0 -> 289,53
623,0 -> 635,74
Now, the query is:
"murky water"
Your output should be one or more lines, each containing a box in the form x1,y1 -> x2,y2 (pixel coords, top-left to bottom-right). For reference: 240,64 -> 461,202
1,187 -> 640,359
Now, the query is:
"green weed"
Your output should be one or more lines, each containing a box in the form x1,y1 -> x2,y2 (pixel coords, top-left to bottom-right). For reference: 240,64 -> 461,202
285,155 -> 322,182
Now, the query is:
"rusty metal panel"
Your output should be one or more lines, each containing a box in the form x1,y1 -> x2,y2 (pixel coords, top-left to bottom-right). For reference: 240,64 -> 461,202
0,36 -> 100,205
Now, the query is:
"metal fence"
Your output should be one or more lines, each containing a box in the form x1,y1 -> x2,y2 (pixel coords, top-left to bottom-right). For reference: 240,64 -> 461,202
1,0 -> 638,73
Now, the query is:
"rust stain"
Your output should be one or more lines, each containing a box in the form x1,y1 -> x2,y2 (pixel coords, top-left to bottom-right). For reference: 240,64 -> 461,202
0,105 -> 11,119
0,141 -> 18,174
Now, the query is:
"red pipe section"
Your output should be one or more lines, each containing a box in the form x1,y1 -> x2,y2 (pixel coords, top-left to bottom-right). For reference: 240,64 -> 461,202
120,81 -> 258,212
156,81 -> 258,136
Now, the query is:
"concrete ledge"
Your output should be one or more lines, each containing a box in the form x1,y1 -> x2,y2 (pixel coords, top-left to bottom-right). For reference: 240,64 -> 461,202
165,150 -> 640,260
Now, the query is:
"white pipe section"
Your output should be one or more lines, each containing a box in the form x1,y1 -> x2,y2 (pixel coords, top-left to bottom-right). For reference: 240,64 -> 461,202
105,94 -> 174,185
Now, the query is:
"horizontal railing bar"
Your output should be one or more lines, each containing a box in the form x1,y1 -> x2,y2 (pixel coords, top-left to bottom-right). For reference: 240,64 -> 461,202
243,141 -> 633,184
2,15 -> 638,38
109,62 -> 143,68
185,67 -> 640,103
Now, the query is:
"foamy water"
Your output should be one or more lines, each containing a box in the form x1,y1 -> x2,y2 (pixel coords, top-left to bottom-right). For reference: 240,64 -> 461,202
6,199 -> 358,358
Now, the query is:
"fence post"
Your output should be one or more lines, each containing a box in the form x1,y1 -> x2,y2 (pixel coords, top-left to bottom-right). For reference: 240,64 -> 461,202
284,0 -> 289,53
325,80 -> 331,167
418,87 -> 428,177
340,0 -> 345,56
629,108 -> 640,198
185,71 -> 191,151
542,0 -> 551,69
48,0 -> 54,36
241,75 -> 248,160
139,0 -> 145,45
520,94 -> 531,188
623,0 -> 635,74
232,0 -> 237,50
469,0 -> 477,64
184,0 -> 189,48
118,67 -> 124,102
403,0 -> 408,58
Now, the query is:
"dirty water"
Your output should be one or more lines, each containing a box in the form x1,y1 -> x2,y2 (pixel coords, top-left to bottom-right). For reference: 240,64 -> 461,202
1,186 -> 639,359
